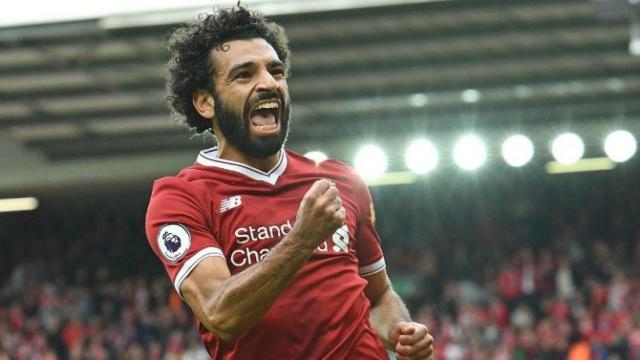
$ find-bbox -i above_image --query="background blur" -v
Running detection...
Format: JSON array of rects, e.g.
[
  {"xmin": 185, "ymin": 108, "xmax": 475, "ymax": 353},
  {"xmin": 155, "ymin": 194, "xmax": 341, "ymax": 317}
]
[{"xmin": 2, "ymin": 0, "xmax": 640, "ymax": 359}]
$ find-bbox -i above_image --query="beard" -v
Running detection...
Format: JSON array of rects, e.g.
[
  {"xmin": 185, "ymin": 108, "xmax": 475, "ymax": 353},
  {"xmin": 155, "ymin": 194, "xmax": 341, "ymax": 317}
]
[{"xmin": 213, "ymin": 91, "xmax": 290, "ymax": 159}]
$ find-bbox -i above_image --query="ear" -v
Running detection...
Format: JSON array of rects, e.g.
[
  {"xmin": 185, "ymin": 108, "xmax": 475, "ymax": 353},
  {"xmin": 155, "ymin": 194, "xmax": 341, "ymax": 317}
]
[{"xmin": 192, "ymin": 89, "xmax": 215, "ymax": 119}]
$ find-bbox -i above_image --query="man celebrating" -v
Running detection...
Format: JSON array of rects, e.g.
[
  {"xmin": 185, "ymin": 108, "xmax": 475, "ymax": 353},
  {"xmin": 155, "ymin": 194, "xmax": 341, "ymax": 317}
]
[{"xmin": 146, "ymin": 5, "xmax": 434, "ymax": 359}]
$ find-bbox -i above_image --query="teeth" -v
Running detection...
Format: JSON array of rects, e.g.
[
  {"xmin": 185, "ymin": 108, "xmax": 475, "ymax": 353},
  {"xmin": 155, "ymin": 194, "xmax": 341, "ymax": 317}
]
[{"xmin": 255, "ymin": 101, "xmax": 279, "ymax": 110}]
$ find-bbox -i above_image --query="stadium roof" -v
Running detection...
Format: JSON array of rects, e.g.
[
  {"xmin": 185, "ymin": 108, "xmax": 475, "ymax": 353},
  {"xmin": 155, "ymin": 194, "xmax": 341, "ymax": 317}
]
[{"xmin": 1, "ymin": 0, "xmax": 639, "ymax": 194}]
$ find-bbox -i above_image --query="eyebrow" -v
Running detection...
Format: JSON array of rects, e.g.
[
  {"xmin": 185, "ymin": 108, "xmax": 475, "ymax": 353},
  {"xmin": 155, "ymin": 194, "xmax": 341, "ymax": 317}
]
[
  {"xmin": 227, "ymin": 59, "xmax": 285, "ymax": 77},
  {"xmin": 267, "ymin": 60, "xmax": 285, "ymax": 69},
  {"xmin": 228, "ymin": 61, "xmax": 256, "ymax": 76}
]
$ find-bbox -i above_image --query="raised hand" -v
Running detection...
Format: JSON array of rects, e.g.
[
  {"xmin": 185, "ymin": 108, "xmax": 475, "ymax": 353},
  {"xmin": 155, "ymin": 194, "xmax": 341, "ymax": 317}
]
[{"xmin": 292, "ymin": 179, "xmax": 346, "ymax": 249}]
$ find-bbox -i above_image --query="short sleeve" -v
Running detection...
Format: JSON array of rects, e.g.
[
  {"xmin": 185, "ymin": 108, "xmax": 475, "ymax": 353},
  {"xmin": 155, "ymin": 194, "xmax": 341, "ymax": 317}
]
[
  {"xmin": 145, "ymin": 177, "xmax": 224, "ymax": 297},
  {"xmin": 352, "ymin": 173, "xmax": 386, "ymax": 277}
]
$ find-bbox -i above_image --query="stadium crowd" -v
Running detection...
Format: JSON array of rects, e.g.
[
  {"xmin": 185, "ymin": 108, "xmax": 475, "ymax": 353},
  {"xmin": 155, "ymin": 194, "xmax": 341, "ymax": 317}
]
[{"xmin": 1, "ymin": 172, "xmax": 639, "ymax": 359}]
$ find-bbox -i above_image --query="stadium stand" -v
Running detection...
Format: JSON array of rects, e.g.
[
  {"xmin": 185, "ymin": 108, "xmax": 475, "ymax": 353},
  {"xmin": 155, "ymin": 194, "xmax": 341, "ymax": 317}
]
[{"xmin": 2, "ymin": 170, "xmax": 640, "ymax": 359}]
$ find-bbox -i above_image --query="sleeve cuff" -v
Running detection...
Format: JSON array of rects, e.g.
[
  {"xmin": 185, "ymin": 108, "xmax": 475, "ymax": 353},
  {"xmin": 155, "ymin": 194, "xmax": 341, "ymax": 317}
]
[
  {"xmin": 174, "ymin": 247, "xmax": 225, "ymax": 298},
  {"xmin": 358, "ymin": 257, "xmax": 386, "ymax": 277}
]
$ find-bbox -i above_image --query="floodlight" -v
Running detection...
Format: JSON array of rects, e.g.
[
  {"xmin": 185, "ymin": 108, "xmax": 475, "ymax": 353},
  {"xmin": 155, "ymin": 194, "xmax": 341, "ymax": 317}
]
[
  {"xmin": 604, "ymin": 130, "xmax": 637, "ymax": 162},
  {"xmin": 502, "ymin": 135, "xmax": 534, "ymax": 167},
  {"xmin": 409, "ymin": 93, "xmax": 428, "ymax": 108},
  {"xmin": 355, "ymin": 144, "xmax": 387, "ymax": 180},
  {"xmin": 304, "ymin": 150, "xmax": 328, "ymax": 164},
  {"xmin": 453, "ymin": 134, "xmax": 487, "ymax": 170},
  {"xmin": 551, "ymin": 133, "xmax": 584, "ymax": 165},
  {"xmin": 461, "ymin": 89, "xmax": 481, "ymax": 103},
  {"xmin": 405, "ymin": 139, "xmax": 438, "ymax": 174}
]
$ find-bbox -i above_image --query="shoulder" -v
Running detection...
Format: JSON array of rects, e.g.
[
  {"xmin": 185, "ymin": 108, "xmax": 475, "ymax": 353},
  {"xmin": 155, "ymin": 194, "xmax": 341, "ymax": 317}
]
[
  {"xmin": 322, "ymin": 159, "xmax": 368, "ymax": 193},
  {"xmin": 150, "ymin": 159, "xmax": 224, "ymax": 197},
  {"xmin": 286, "ymin": 149, "xmax": 363, "ymax": 185},
  {"xmin": 148, "ymin": 165, "xmax": 215, "ymax": 215},
  {"xmin": 146, "ymin": 172, "xmax": 216, "ymax": 236},
  {"xmin": 151, "ymin": 168, "xmax": 201, "ymax": 198}
]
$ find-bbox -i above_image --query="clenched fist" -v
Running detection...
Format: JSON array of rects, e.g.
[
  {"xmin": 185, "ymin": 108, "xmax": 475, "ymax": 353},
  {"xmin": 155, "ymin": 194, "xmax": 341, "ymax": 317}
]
[
  {"xmin": 291, "ymin": 179, "xmax": 346, "ymax": 249},
  {"xmin": 390, "ymin": 321, "xmax": 434, "ymax": 360}
]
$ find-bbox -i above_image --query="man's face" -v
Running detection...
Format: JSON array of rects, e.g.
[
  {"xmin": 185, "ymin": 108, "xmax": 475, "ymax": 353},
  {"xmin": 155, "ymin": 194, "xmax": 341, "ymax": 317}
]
[{"xmin": 211, "ymin": 38, "xmax": 290, "ymax": 159}]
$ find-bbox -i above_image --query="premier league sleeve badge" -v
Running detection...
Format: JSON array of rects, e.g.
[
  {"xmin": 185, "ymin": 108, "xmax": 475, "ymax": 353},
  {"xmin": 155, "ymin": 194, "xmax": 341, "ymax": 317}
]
[{"xmin": 157, "ymin": 224, "xmax": 191, "ymax": 262}]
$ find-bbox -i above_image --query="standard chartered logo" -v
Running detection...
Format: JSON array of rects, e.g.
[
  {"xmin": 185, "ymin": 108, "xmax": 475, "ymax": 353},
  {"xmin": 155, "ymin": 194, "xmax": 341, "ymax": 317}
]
[{"xmin": 229, "ymin": 222, "xmax": 351, "ymax": 267}]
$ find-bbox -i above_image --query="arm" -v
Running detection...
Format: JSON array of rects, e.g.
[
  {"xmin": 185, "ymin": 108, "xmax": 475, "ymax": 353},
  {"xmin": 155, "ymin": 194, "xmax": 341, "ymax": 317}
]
[
  {"xmin": 180, "ymin": 179, "xmax": 344, "ymax": 342},
  {"xmin": 364, "ymin": 269, "xmax": 434, "ymax": 360},
  {"xmin": 364, "ymin": 269, "xmax": 410, "ymax": 349}
]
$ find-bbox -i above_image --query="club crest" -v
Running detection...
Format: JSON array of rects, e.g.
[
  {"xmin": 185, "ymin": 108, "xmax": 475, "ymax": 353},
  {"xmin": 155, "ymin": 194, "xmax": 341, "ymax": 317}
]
[{"xmin": 157, "ymin": 224, "xmax": 191, "ymax": 262}]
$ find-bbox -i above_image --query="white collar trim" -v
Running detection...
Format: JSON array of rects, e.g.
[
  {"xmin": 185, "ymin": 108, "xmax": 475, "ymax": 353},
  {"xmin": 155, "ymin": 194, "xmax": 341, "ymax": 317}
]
[{"xmin": 196, "ymin": 147, "xmax": 287, "ymax": 185}]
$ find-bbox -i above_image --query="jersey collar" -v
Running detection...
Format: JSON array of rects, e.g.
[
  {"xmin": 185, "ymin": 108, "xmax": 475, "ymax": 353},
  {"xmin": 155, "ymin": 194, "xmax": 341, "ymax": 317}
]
[{"xmin": 195, "ymin": 147, "xmax": 287, "ymax": 185}]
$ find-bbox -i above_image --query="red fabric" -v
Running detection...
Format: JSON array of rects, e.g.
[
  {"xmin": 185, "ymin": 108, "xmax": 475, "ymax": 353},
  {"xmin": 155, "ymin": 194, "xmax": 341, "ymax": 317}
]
[
  {"xmin": 490, "ymin": 300, "xmax": 510, "ymax": 329},
  {"xmin": 8, "ymin": 309, "xmax": 23, "ymax": 330},
  {"xmin": 549, "ymin": 298, "xmax": 569, "ymax": 321},
  {"xmin": 498, "ymin": 264, "xmax": 522, "ymax": 300},
  {"xmin": 168, "ymin": 291, "xmax": 181, "ymax": 312},
  {"xmin": 61, "ymin": 321, "xmax": 86, "ymax": 349},
  {"xmin": 146, "ymin": 149, "xmax": 388, "ymax": 360},
  {"xmin": 594, "ymin": 312, "xmax": 616, "ymax": 345}
]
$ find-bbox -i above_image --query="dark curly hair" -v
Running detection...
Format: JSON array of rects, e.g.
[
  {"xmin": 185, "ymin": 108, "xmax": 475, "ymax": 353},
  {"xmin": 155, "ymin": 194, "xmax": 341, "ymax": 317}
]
[{"xmin": 165, "ymin": 5, "xmax": 290, "ymax": 133}]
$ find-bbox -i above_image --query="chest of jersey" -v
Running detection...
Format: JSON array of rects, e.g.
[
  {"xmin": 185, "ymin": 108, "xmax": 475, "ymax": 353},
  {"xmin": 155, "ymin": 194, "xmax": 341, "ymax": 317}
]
[{"xmin": 207, "ymin": 178, "xmax": 359, "ymax": 274}]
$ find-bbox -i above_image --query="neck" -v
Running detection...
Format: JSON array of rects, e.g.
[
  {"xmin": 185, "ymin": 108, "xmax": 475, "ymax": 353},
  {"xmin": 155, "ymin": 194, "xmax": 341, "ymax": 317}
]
[{"xmin": 216, "ymin": 139, "xmax": 280, "ymax": 173}]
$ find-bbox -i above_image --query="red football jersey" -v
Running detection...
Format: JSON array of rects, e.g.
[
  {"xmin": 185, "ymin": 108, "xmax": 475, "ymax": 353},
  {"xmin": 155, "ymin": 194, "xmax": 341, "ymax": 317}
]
[{"xmin": 145, "ymin": 148, "xmax": 389, "ymax": 360}]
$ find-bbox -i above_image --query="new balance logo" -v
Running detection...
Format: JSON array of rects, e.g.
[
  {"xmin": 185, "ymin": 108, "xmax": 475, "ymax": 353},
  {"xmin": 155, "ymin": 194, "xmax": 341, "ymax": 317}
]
[{"xmin": 220, "ymin": 196, "xmax": 242, "ymax": 213}]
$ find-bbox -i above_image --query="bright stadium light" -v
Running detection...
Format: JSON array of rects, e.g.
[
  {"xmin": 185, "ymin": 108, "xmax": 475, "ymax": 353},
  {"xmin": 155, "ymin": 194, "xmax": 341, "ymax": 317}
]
[
  {"xmin": 632, "ymin": 39, "xmax": 640, "ymax": 56},
  {"xmin": 405, "ymin": 139, "xmax": 438, "ymax": 174},
  {"xmin": 0, "ymin": 197, "xmax": 39, "ymax": 213},
  {"xmin": 551, "ymin": 133, "xmax": 584, "ymax": 165},
  {"xmin": 502, "ymin": 135, "xmax": 534, "ymax": 167},
  {"xmin": 355, "ymin": 144, "xmax": 387, "ymax": 180},
  {"xmin": 461, "ymin": 89, "xmax": 481, "ymax": 103},
  {"xmin": 409, "ymin": 93, "xmax": 428, "ymax": 108},
  {"xmin": 631, "ymin": 15, "xmax": 640, "ymax": 56},
  {"xmin": 453, "ymin": 134, "xmax": 487, "ymax": 171},
  {"xmin": 604, "ymin": 130, "xmax": 637, "ymax": 163},
  {"xmin": 304, "ymin": 150, "xmax": 328, "ymax": 164}
]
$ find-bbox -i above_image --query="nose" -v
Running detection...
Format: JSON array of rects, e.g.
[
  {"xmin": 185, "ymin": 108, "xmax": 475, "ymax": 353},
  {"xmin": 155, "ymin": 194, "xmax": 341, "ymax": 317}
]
[{"xmin": 255, "ymin": 69, "xmax": 279, "ymax": 92}]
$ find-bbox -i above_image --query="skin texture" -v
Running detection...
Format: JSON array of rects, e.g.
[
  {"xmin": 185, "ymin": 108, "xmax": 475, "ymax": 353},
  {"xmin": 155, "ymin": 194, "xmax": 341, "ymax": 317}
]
[{"xmin": 184, "ymin": 38, "xmax": 434, "ymax": 359}]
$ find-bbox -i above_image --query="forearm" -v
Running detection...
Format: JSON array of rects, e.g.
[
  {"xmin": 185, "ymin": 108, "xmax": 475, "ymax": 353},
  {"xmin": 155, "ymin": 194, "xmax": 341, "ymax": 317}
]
[
  {"xmin": 369, "ymin": 286, "xmax": 412, "ymax": 349},
  {"xmin": 204, "ymin": 229, "xmax": 316, "ymax": 340}
]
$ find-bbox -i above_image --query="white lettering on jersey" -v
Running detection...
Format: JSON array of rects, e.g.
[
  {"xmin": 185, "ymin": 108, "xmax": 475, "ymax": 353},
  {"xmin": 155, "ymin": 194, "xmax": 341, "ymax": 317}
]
[
  {"xmin": 230, "ymin": 248, "xmax": 271, "ymax": 267},
  {"xmin": 220, "ymin": 195, "xmax": 242, "ymax": 213},
  {"xmin": 234, "ymin": 220, "xmax": 293, "ymax": 244},
  {"xmin": 229, "ymin": 223, "xmax": 351, "ymax": 268}
]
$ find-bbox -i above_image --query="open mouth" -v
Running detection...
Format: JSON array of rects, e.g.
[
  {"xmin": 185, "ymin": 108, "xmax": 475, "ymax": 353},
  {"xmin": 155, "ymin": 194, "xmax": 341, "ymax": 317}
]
[{"xmin": 249, "ymin": 99, "xmax": 281, "ymax": 134}]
